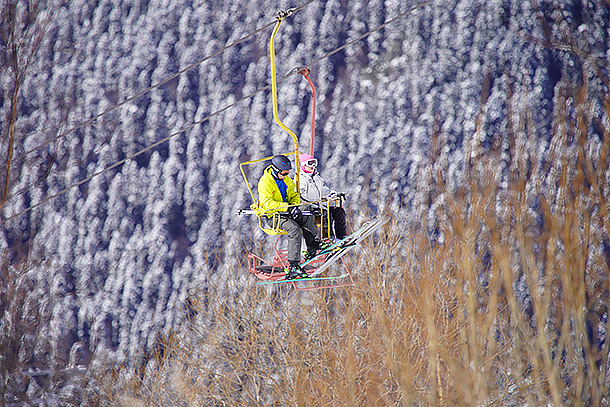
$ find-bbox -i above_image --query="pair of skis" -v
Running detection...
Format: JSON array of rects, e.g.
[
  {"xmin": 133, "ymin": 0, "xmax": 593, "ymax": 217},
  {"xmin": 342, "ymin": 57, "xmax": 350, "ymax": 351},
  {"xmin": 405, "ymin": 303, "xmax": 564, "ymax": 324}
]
[
  {"xmin": 306, "ymin": 214, "xmax": 389, "ymax": 276},
  {"xmin": 256, "ymin": 215, "xmax": 389, "ymax": 285}
]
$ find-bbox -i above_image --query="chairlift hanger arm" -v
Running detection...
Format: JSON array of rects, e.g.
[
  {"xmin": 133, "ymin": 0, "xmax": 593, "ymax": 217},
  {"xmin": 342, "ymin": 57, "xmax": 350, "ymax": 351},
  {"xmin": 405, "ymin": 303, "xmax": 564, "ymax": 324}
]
[{"xmin": 269, "ymin": 13, "xmax": 300, "ymax": 193}]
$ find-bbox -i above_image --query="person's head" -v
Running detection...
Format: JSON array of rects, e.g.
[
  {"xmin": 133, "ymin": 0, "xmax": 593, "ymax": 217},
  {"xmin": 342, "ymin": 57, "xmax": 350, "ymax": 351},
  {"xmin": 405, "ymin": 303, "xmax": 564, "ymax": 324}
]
[
  {"xmin": 299, "ymin": 153, "xmax": 317, "ymax": 174},
  {"xmin": 270, "ymin": 155, "xmax": 292, "ymax": 179}
]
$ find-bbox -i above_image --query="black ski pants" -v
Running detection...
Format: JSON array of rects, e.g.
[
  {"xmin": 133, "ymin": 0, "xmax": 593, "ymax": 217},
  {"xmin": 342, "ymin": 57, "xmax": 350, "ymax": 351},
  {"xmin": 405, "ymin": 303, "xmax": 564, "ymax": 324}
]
[{"xmin": 321, "ymin": 206, "xmax": 347, "ymax": 240}]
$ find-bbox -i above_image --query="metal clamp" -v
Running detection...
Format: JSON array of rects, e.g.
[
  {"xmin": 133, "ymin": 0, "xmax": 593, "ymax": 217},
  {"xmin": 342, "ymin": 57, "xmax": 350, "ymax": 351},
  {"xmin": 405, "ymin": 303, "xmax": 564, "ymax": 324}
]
[{"xmin": 276, "ymin": 8, "xmax": 296, "ymax": 20}]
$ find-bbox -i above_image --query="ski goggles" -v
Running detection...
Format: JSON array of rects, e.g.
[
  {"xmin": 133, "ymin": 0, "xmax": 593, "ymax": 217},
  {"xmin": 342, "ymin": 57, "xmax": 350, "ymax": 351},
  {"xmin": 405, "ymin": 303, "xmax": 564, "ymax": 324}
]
[{"xmin": 304, "ymin": 159, "xmax": 317, "ymax": 167}]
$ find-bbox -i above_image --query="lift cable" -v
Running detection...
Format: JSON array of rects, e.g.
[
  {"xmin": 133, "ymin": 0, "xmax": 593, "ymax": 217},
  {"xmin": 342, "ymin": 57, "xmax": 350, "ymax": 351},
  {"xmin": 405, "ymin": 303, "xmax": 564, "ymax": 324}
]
[
  {"xmin": 1, "ymin": 0, "xmax": 433, "ymax": 223},
  {"xmin": 5, "ymin": 0, "xmax": 317, "ymax": 171}
]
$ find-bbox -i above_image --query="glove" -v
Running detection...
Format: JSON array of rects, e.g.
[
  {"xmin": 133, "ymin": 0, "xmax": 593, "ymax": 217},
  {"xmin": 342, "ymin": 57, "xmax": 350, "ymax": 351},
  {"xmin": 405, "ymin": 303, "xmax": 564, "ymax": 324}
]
[
  {"xmin": 327, "ymin": 190, "xmax": 338, "ymax": 199},
  {"xmin": 289, "ymin": 206, "xmax": 302, "ymax": 219}
]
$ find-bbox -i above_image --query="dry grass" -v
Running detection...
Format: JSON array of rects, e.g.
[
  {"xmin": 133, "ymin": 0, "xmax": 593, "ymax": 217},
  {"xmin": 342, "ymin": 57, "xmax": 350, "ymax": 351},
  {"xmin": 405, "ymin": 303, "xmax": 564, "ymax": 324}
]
[
  {"xmin": 95, "ymin": 201, "xmax": 609, "ymax": 406},
  {"xmin": 92, "ymin": 76, "xmax": 610, "ymax": 406}
]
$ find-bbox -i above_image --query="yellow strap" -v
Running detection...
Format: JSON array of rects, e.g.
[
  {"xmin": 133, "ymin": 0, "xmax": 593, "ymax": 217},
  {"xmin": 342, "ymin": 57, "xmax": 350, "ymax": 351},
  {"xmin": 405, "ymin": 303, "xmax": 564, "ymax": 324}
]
[
  {"xmin": 269, "ymin": 17, "xmax": 300, "ymax": 193},
  {"xmin": 259, "ymin": 213, "xmax": 288, "ymax": 235}
]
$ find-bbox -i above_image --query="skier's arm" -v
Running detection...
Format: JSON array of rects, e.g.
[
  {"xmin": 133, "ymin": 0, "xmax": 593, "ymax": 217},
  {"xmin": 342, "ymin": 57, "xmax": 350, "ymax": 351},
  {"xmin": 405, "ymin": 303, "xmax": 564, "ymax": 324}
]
[
  {"xmin": 285, "ymin": 177, "xmax": 301, "ymax": 206},
  {"xmin": 318, "ymin": 174, "xmax": 333, "ymax": 198}
]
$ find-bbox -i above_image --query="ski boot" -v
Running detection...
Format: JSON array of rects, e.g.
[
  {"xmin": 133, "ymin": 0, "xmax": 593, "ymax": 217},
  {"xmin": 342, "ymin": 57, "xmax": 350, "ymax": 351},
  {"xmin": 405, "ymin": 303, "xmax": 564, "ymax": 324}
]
[
  {"xmin": 302, "ymin": 248, "xmax": 319, "ymax": 263},
  {"xmin": 285, "ymin": 262, "xmax": 310, "ymax": 280}
]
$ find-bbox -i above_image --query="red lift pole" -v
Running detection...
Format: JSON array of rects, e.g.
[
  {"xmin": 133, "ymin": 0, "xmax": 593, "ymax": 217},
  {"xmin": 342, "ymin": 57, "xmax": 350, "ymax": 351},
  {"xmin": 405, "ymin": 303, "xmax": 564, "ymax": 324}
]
[{"xmin": 298, "ymin": 68, "xmax": 316, "ymax": 156}]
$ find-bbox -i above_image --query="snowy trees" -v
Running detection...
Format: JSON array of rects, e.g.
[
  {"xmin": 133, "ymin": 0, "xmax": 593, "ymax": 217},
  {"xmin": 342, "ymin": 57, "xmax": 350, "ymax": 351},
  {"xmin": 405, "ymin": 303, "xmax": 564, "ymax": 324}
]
[{"xmin": 0, "ymin": 0, "xmax": 609, "ymax": 402}]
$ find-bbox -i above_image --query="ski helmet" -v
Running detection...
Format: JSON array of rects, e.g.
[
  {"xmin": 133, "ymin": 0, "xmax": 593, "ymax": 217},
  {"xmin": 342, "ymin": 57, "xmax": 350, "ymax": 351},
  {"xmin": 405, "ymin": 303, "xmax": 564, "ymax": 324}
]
[
  {"xmin": 299, "ymin": 153, "xmax": 317, "ymax": 173},
  {"xmin": 270, "ymin": 155, "xmax": 292, "ymax": 178}
]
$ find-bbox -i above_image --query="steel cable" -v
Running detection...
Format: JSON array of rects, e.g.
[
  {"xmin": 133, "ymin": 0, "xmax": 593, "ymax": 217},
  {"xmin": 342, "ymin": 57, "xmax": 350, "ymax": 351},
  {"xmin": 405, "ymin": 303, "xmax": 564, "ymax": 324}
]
[{"xmin": 2, "ymin": 0, "xmax": 433, "ymax": 222}]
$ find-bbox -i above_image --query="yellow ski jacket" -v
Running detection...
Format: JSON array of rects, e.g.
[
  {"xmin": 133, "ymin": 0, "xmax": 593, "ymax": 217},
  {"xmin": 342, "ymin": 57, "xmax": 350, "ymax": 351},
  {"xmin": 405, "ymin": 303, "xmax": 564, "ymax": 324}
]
[{"xmin": 255, "ymin": 166, "xmax": 300, "ymax": 216}]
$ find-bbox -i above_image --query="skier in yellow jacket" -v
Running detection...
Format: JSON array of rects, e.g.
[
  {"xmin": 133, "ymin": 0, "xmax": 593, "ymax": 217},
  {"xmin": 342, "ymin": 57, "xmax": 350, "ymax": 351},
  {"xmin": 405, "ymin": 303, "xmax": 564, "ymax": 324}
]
[{"xmin": 257, "ymin": 155, "xmax": 320, "ymax": 279}]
